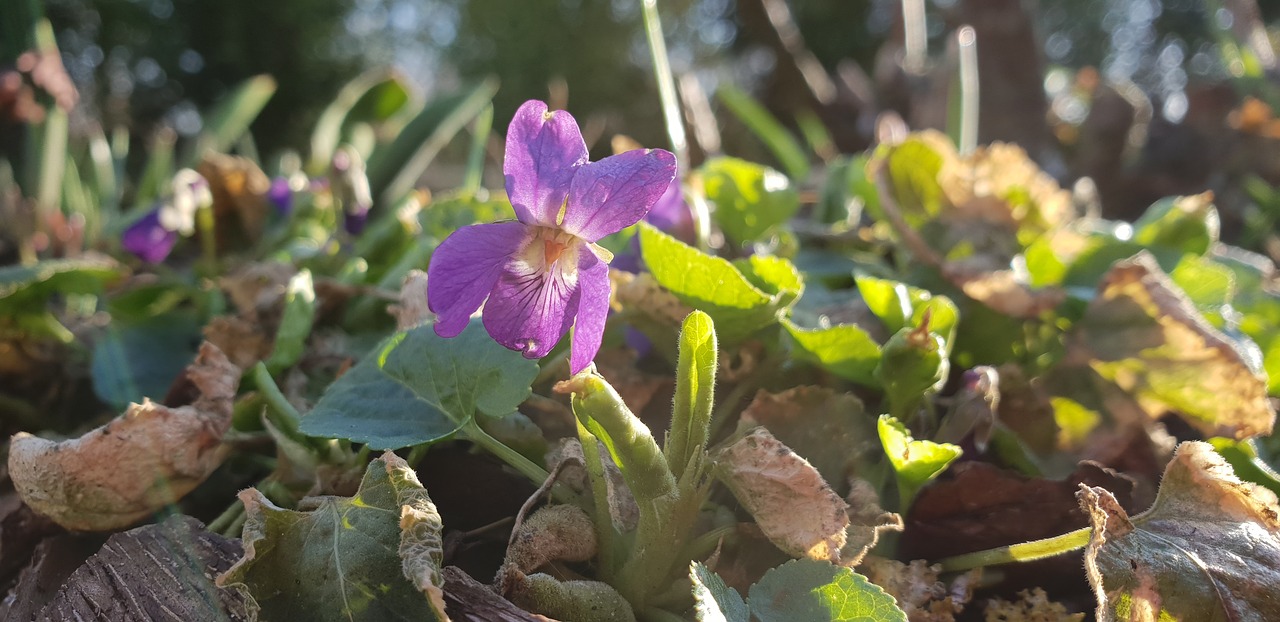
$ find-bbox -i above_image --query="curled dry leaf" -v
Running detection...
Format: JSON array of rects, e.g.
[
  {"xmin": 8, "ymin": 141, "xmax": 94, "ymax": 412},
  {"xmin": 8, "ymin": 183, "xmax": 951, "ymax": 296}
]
[
  {"xmin": 714, "ymin": 428, "xmax": 850, "ymax": 563},
  {"xmin": 1080, "ymin": 441, "xmax": 1280, "ymax": 622},
  {"xmin": 1070, "ymin": 253, "xmax": 1276, "ymax": 439},
  {"xmin": 198, "ymin": 152, "xmax": 272, "ymax": 244},
  {"xmin": 842, "ymin": 478, "xmax": 903, "ymax": 568},
  {"xmin": 9, "ymin": 342, "xmax": 238, "ymax": 531},
  {"xmin": 502, "ymin": 504, "xmax": 598, "ymax": 577},
  {"xmin": 203, "ymin": 315, "xmax": 274, "ymax": 370},
  {"xmin": 390, "ymin": 269, "xmax": 433, "ymax": 330},
  {"xmin": 860, "ymin": 556, "xmax": 979, "ymax": 622},
  {"xmin": 940, "ymin": 266, "xmax": 1066, "ymax": 319},
  {"xmin": 738, "ymin": 386, "xmax": 878, "ymax": 496}
]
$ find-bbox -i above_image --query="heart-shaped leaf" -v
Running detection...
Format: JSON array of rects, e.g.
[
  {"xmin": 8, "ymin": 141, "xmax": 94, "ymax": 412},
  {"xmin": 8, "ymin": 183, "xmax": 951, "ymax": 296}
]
[
  {"xmin": 300, "ymin": 320, "xmax": 538, "ymax": 449},
  {"xmin": 692, "ymin": 559, "xmax": 906, "ymax": 622}
]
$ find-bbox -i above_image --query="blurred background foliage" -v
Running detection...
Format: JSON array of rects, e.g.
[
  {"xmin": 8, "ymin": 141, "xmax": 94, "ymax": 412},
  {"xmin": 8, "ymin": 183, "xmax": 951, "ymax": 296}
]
[
  {"xmin": 33, "ymin": 0, "xmax": 1276, "ymax": 152},
  {"xmin": 7, "ymin": 0, "xmax": 1280, "ymax": 241}
]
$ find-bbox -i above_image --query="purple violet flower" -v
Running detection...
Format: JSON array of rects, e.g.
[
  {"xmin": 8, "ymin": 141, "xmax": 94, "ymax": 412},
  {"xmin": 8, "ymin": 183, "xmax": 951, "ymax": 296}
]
[
  {"xmin": 268, "ymin": 176, "xmax": 294, "ymax": 215},
  {"xmin": 427, "ymin": 100, "xmax": 676, "ymax": 374},
  {"xmin": 121, "ymin": 206, "xmax": 178, "ymax": 263}
]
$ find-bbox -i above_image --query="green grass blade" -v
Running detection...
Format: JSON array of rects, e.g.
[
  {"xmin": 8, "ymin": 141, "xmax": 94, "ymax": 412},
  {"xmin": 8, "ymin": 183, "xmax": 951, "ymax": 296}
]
[{"xmin": 717, "ymin": 84, "xmax": 810, "ymax": 181}]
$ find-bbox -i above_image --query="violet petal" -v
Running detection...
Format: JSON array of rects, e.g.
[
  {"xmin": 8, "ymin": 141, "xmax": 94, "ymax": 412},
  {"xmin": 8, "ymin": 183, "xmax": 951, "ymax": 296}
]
[
  {"xmin": 504, "ymin": 100, "xmax": 589, "ymax": 228},
  {"xmin": 569, "ymin": 248, "xmax": 611, "ymax": 374},
  {"xmin": 482, "ymin": 249, "xmax": 579, "ymax": 359},
  {"xmin": 427, "ymin": 221, "xmax": 530, "ymax": 338},
  {"xmin": 561, "ymin": 148, "xmax": 676, "ymax": 242},
  {"xmin": 121, "ymin": 208, "xmax": 178, "ymax": 264}
]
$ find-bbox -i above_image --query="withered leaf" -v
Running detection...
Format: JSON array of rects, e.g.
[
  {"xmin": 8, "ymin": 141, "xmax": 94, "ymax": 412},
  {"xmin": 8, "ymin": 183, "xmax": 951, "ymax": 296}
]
[
  {"xmin": 1070, "ymin": 253, "xmax": 1275, "ymax": 439},
  {"xmin": 714, "ymin": 428, "xmax": 850, "ymax": 563},
  {"xmin": 1080, "ymin": 441, "xmax": 1280, "ymax": 622},
  {"xmin": 9, "ymin": 342, "xmax": 238, "ymax": 531},
  {"xmin": 217, "ymin": 452, "xmax": 447, "ymax": 621},
  {"xmin": 738, "ymin": 386, "xmax": 877, "ymax": 495}
]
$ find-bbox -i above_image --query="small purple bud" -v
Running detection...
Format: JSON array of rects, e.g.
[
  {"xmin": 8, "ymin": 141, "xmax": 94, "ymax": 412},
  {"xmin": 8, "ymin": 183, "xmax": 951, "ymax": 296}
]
[
  {"xmin": 121, "ymin": 207, "xmax": 178, "ymax": 263},
  {"xmin": 344, "ymin": 203, "xmax": 370, "ymax": 235},
  {"xmin": 268, "ymin": 176, "xmax": 293, "ymax": 215}
]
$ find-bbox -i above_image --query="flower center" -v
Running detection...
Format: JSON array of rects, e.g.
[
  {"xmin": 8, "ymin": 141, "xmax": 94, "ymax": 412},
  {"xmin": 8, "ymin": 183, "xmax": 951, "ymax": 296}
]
[{"xmin": 515, "ymin": 227, "xmax": 583, "ymax": 286}]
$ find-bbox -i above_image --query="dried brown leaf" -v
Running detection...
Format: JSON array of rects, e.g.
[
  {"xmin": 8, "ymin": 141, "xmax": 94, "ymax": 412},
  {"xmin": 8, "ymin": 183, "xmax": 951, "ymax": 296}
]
[
  {"xmin": 9, "ymin": 343, "xmax": 239, "ymax": 531},
  {"xmin": 739, "ymin": 386, "xmax": 877, "ymax": 494},
  {"xmin": 842, "ymin": 478, "xmax": 904, "ymax": 567},
  {"xmin": 714, "ymin": 428, "xmax": 849, "ymax": 563},
  {"xmin": 1070, "ymin": 253, "xmax": 1276, "ymax": 439},
  {"xmin": 390, "ymin": 269, "xmax": 433, "ymax": 330}
]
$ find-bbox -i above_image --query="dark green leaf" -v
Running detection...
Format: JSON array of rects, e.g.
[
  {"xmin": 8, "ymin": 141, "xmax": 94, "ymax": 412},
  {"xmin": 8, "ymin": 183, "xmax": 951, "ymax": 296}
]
[
  {"xmin": 218, "ymin": 453, "xmax": 446, "ymax": 621},
  {"xmin": 91, "ymin": 313, "xmax": 201, "ymax": 409},
  {"xmin": 301, "ymin": 321, "xmax": 537, "ymax": 449}
]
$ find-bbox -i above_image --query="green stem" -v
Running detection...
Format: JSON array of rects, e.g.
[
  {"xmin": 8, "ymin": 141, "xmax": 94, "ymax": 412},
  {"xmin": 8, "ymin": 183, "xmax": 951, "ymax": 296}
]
[
  {"xmin": 936, "ymin": 526, "xmax": 1091, "ymax": 573},
  {"xmin": 252, "ymin": 363, "xmax": 304, "ymax": 442},
  {"xmin": 208, "ymin": 501, "xmax": 245, "ymax": 536},
  {"xmin": 462, "ymin": 419, "xmax": 550, "ymax": 487},
  {"xmin": 406, "ymin": 443, "xmax": 430, "ymax": 468},
  {"xmin": 197, "ymin": 203, "xmax": 218, "ymax": 275}
]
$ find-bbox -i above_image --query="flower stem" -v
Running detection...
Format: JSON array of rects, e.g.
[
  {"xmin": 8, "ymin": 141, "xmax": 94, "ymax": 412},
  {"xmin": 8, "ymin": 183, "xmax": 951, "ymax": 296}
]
[
  {"xmin": 196, "ymin": 203, "xmax": 218, "ymax": 275},
  {"xmin": 935, "ymin": 526, "xmax": 1091, "ymax": 572},
  {"xmin": 252, "ymin": 363, "xmax": 303, "ymax": 442},
  {"xmin": 461, "ymin": 418, "xmax": 552, "ymax": 489}
]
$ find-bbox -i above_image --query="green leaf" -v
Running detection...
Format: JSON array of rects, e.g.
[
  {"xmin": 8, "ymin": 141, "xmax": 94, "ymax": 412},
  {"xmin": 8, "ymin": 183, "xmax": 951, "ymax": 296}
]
[
  {"xmin": 715, "ymin": 85, "xmax": 811, "ymax": 182},
  {"xmin": 783, "ymin": 320, "xmax": 881, "ymax": 386},
  {"xmin": 218, "ymin": 453, "xmax": 446, "ymax": 621},
  {"xmin": 877, "ymin": 415, "xmax": 962, "ymax": 508},
  {"xmin": 1131, "ymin": 193, "xmax": 1219, "ymax": 256},
  {"xmin": 419, "ymin": 192, "xmax": 516, "ymax": 241},
  {"xmin": 190, "ymin": 75, "xmax": 276, "ymax": 164},
  {"xmin": 365, "ymin": 79, "xmax": 498, "ymax": 206},
  {"xmin": 309, "ymin": 70, "xmax": 415, "ymax": 173},
  {"xmin": 265, "ymin": 269, "xmax": 317, "ymax": 374},
  {"xmin": 702, "ymin": 156, "xmax": 800, "ymax": 247},
  {"xmin": 300, "ymin": 320, "xmax": 538, "ymax": 449},
  {"xmin": 639, "ymin": 222, "xmax": 792, "ymax": 343},
  {"xmin": 748, "ymin": 559, "xmax": 907, "ymax": 622},
  {"xmin": 1208, "ymin": 438, "xmax": 1280, "ymax": 498},
  {"xmin": 691, "ymin": 562, "xmax": 749, "ymax": 622},
  {"xmin": 855, "ymin": 274, "xmax": 959, "ymax": 355},
  {"xmin": 90, "ymin": 313, "xmax": 202, "ymax": 409},
  {"xmin": 0, "ymin": 256, "xmax": 122, "ymax": 313},
  {"xmin": 870, "ymin": 133, "xmax": 950, "ymax": 226}
]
